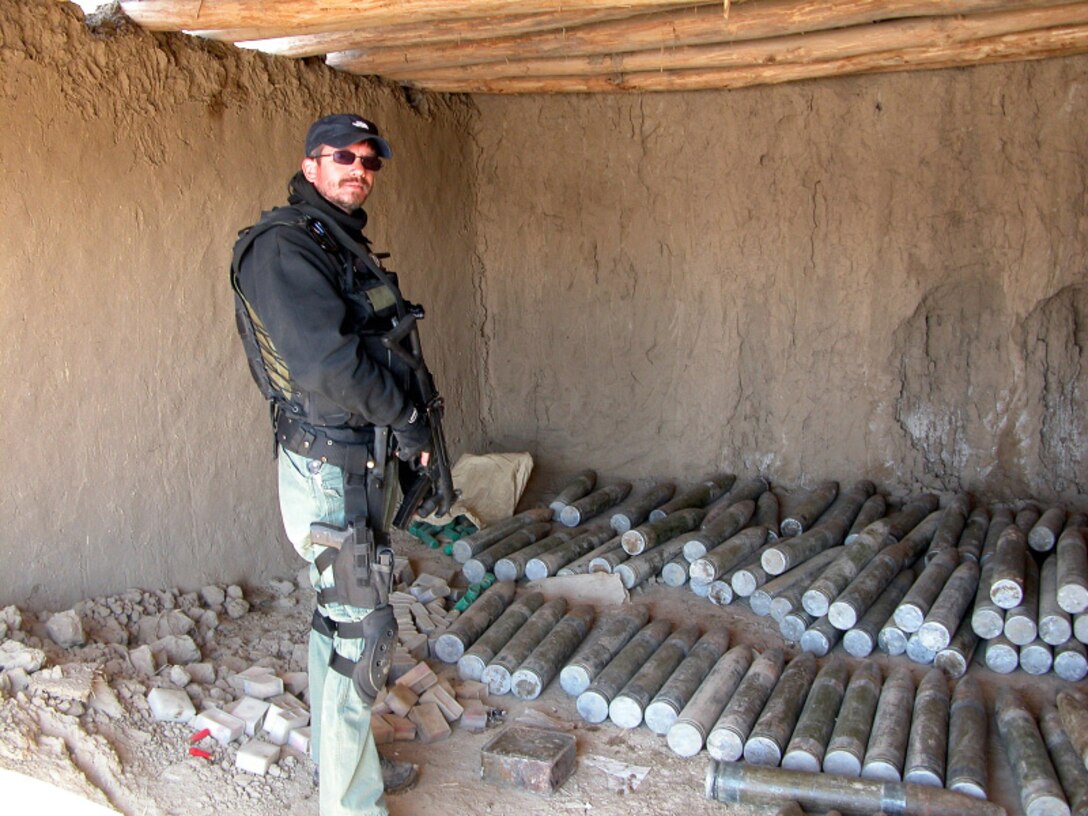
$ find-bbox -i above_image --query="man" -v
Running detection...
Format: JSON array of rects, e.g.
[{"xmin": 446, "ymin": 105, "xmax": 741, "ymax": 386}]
[{"xmin": 231, "ymin": 114, "xmax": 430, "ymax": 815}]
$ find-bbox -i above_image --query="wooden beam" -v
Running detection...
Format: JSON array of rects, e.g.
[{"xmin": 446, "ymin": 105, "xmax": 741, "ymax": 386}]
[
  {"xmin": 220, "ymin": 7, "xmax": 691, "ymax": 58},
  {"xmin": 328, "ymin": 0, "xmax": 1068, "ymax": 75},
  {"xmin": 379, "ymin": 2, "xmax": 1088, "ymax": 82},
  {"xmin": 119, "ymin": 0, "xmax": 696, "ymax": 34},
  {"xmin": 404, "ymin": 24, "xmax": 1088, "ymax": 93}
]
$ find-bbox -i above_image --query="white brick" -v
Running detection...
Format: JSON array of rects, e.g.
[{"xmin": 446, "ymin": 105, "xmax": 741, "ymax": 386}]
[
  {"xmin": 263, "ymin": 693, "xmax": 310, "ymax": 745},
  {"xmin": 191, "ymin": 707, "xmax": 246, "ymax": 744},
  {"xmin": 147, "ymin": 687, "xmax": 195, "ymax": 723},
  {"xmin": 227, "ymin": 696, "xmax": 270, "ymax": 737},
  {"xmin": 236, "ymin": 739, "xmax": 281, "ymax": 776},
  {"xmin": 287, "ymin": 725, "xmax": 312, "ymax": 754},
  {"xmin": 237, "ymin": 666, "xmax": 284, "ymax": 699}
]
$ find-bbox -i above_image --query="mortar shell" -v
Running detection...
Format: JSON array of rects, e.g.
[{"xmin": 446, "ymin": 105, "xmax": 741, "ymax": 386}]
[
  {"xmin": 756, "ymin": 489, "xmax": 781, "ymax": 540},
  {"xmin": 763, "ymin": 521, "xmax": 846, "ymax": 576},
  {"xmin": 622, "ymin": 507, "xmax": 705, "ymax": 555},
  {"xmin": 649, "ymin": 473, "xmax": 735, "ymax": 522},
  {"xmin": 493, "ymin": 530, "xmax": 573, "ymax": 582},
  {"xmin": 457, "ymin": 590, "xmax": 545, "ymax": 681},
  {"xmin": 1041, "ymin": 552, "xmax": 1073, "ymax": 644},
  {"xmin": 732, "ymin": 552, "xmax": 772, "ymax": 597},
  {"xmin": 829, "ymin": 547, "xmax": 904, "ymax": 631},
  {"xmin": 1057, "ymin": 688, "xmax": 1088, "ymax": 771},
  {"xmin": 706, "ymin": 579, "xmax": 733, "ymax": 606},
  {"xmin": 702, "ymin": 477, "xmax": 768, "ymax": 526},
  {"xmin": 511, "ymin": 604, "xmax": 595, "ymax": 701},
  {"xmin": 934, "ymin": 616, "xmax": 979, "ymax": 678},
  {"xmin": 1020, "ymin": 638, "xmax": 1054, "ymax": 675},
  {"xmin": 980, "ymin": 505, "xmax": 1014, "ymax": 565},
  {"xmin": 689, "ymin": 524, "xmax": 766, "ymax": 582},
  {"xmin": 451, "ymin": 507, "xmax": 553, "ymax": 562},
  {"xmin": 780, "ymin": 608, "xmax": 816, "ymax": 643},
  {"xmin": 689, "ymin": 499, "xmax": 756, "ymax": 557},
  {"xmin": 1018, "ymin": 503, "xmax": 1043, "ymax": 534},
  {"xmin": 781, "ymin": 656, "xmax": 848, "ymax": 772},
  {"xmin": 559, "ymin": 482, "xmax": 632, "ymax": 528},
  {"xmin": 929, "ymin": 499, "xmax": 968, "ymax": 553},
  {"xmin": 608, "ymin": 481, "xmax": 676, "ymax": 534},
  {"xmin": 609, "ymin": 623, "xmax": 699, "ymax": 729},
  {"xmin": 433, "ymin": 581, "xmax": 517, "ymax": 663},
  {"xmin": 840, "ymin": 566, "xmax": 916, "ymax": 657},
  {"xmin": 462, "ymin": 521, "xmax": 553, "ymax": 584},
  {"xmin": 845, "ymin": 493, "xmax": 886, "ymax": 545},
  {"xmin": 894, "ymin": 548, "xmax": 960, "ymax": 632},
  {"xmin": 758, "ymin": 547, "xmax": 847, "ymax": 620},
  {"xmin": 972, "ymin": 557, "xmax": 1007, "ymax": 639},
  {"xmin": 1041, "ymin": 705, "xmax": 1088, "ymax": 816},
  {"xmin": 780, "ymin": 480, "xmax": 839, "ymax": 538},
  {"xmin": 1076, "ymin": 612, "xmax": 1088, "ymax": 644},
  {"xmin": 559, "ymin": 605, "xmax": 650, "ymax": 695},
  {"xmin": 588, "ymin": 545, "xmax": 629, "ymax": 573},
  {"xmin": 1005, "ymin": 554, "xmax": 1041, "ymax": 646},
  {"xmin": 644, "ymin": 627, "xmax": 731, "ymax": 735},
  {"xmin": 548, "ymin": 469, "xmax": 597, "ymax": 519},
  {"xmin": 483, "ymin": 597, "xmax": 566, "ymax": 695},
  {"xmin": 705, "ymin": 760, "xmax": 1006, "ymax": 816},
  {"xmin": 800, "ymin": 614, "xmax": 842, "ymax": 657},
  {"xmin": 997, "ymin": 687, "xmax": 1072, "ymax": 816},
  {"xmin": 990, "ymin": 525, "xmax": 1028, "ymax": 609},
  {"xmin": 878, "ymin": 617, "xmax": 908, "ymax": 656},
  {"xmin": 706, "ymin": 647, "xmax": 785, "ymax": 762},
  {"xmin": 947, "ymin": 675, "xmax": 988, "ymax": 799},
  {"xmin": 1030, "ymin": 506, "xmax": 1067, "ymax": 552},
  {"xmin": 1057, "ymin": 527, "xmax": 1088, "ymax": 614},
  {"xmin": 861, "ymin": 666, "xmax": 914, "ymax": 781},
  {"xmin": 1054, "ymin": 639, "xmax": 1088, "ymax": 682},
  {"xmin": 905, "ymin": 632, "xmax": 936, "ymax": 665},
  {"xmin": 744, "ymin": 652, "xmax": 817, "ymax": 766},
  {"xmin": 917, "ymin": 559, "xmax": 980, "ymax": 651},
  {"xmin": 577, "ymin": 618, "xmax": 672, "ymax": 723},
  {"xmin": 957, "ymin": 507, "xmax": 990, "ymax": 563},
  {"xmin": 903, "ymin": 668, "xmax": 949, "ymax": 787},
  {"xmin": 824, "ymin": 660, "xmax": 882, "ymax": 776},
  {"xmin": 660, "ymin": 554, "xmax": 690, "ymax": 587},
  {"xmin": 985, "ymin": 634, "xmax": 1019, "ymax": 674},
  {"xmin": 667, "ymin": 644, "xmax": 753, "ymax": 758},
  {"xmin": 615, "ymin": 534, "xmax": 688, "ymax": 589},
  {"xmin": 529, "ymin": 528, "xmax": 617, "ymax": 579}
]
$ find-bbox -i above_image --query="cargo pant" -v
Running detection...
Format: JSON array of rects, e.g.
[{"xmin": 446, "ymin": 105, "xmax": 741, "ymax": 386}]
[{"xmin": 278, "ymin": 446, "xmax": 395, "ymax": 816}]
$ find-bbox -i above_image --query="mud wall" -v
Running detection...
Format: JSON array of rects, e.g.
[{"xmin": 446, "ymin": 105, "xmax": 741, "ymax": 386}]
[
  {"xmin": 473, "ymin": 58, "xmax": 1088, "ymax": 504},
  {"xmin": 0, "ymin": 1, "xmax": 483, "ymax": 611}
]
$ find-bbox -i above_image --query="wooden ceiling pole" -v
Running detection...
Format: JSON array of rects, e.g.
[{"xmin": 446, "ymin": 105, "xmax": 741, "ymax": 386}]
[
  {"xmin": 379, "ymin": 2, "xmax": 1088, "ymax": 82},
  {"xmin": 218, "ymin": 7, "xmax": 696, "ymax": 58},
  {"xmin": 119, "ymin": 0, "xmax": 696, "ymax": 33},
  {"xmin": 328, "ymin": 0, "xmax": 1070, "ymax": 75},
  {"xmin": 406, "ymin": 24, "xmax": 1088, "ymax": 93}
]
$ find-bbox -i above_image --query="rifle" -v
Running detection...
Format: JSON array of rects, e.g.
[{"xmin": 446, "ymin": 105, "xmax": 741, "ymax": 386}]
[{"xmin": 382, "ymin": 312, "xmax": 458, "ymax": 528}]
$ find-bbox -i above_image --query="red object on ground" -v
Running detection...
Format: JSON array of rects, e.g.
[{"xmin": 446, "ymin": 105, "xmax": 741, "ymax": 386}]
[
  {"xmin": 188, "ymin": 747, "xmax": 213, "ymax": 760},
  {"xmin": 190, "ymin": 728, "xmax": 211, "ymax": 743}
]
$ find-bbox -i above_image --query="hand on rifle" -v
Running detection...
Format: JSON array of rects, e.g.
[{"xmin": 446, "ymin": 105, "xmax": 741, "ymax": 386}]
[{"xmin": 392, "ymin": 408, "xmax": 431, "ymax": 462}]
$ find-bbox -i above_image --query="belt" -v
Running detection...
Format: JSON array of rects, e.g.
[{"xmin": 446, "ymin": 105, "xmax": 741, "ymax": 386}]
[{"xmin": 275, "ymin": 413, "xmax": 374, "ymax": 473}]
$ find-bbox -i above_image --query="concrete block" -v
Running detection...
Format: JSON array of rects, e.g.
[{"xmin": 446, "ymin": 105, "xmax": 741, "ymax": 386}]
[
  {"xmin": 390, "ymin": 652, "xmax": 417, "ymax": 682},
  {"xmin": 409, "ymin": 702, "xmax": 452, "ymax": 743},
  {"xmin": 404, "ymin": 633, "xmax": 429, "ymax": 660},
  {"xmin": 192, "ymin": 707, "xmax": 246, "ymax": 744},
  {"xmin": 381, "ymin": 713, "xmax": 417, "ymax": 741},
  {"xmin": 236, "ymin": 739, "xmax": 280, "ymax": 775},
  {"xmin": 287, "ymin": 725, "xmax": 312, "ymax": 754},
  {"xmin": 420, "ymin": 685, "xmax": 463, "ymax": 722},
  {"xmin": 238, "ymin": 666, "xmax": 284, "ymax": 699},
  {"xmin": 455, "ymin": 680, "xmax": 488, "ymax": 701},
  {"xmin": 461, "ymin": 699, "xmax": 488, "ymax": 732},
  {"xmin": 372, "ymin": 686, "xmax": 390, "ymax": 716},
  {"xmin": 281, "ymin": 671, "xmax": 308, "ymax": 696},
  {"xmin": 480, "ymin": 725, "xmax": 577, "ymax": 795},
  {"xmin": 147, "ymin": 687, "xmax": 196, "ymax": 723},
  {"xmin": 227, "ymin": 696, "xmax": 270, "ymax": 737},
  {"xmin": 386, "ymin": 684, "xmax": 419, "ymax": 718},
  {"xmin": 371, "ymin": 715, "xmax": 394, "ymax": 745},
  {"xmin": 264, "ymin": 694, "xmax": 310, "ymax": 745},
  {"xmin": 396, "ymin": 662, "xmax": 438, "ymax": 695}
]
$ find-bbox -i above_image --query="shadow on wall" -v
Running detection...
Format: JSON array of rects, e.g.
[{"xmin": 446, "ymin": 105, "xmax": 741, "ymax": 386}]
[{"xmin": 893, "ymin": 281, "xmax": 1088, "ymax": 499}]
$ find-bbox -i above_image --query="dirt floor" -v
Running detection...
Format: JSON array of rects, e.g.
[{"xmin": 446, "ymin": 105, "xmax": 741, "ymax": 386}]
[{"xmin": 0, "ymin": 531, "xmax": 1067, "ymax": 816}]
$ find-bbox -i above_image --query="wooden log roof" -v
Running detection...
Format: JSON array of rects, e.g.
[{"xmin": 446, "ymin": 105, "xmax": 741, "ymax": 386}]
[{"xmin": 119, "ymin": 0, "xmax": 1088, "ymax": 93}]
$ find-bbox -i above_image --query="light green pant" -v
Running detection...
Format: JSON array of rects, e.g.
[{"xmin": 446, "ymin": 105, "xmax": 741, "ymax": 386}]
[{"xmin": 279, "ymin": 446, "xmax": 389, "ymax": 816}]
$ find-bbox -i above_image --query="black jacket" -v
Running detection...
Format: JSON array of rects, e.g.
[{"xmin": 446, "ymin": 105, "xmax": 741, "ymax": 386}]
[{"xmin": 234, "ymin": 173, "xmax": 415, "ymax": 431}]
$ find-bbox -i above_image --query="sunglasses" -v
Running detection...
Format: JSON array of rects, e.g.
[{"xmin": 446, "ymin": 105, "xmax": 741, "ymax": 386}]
[{"xmin": 316, "ymin": 150, "xmax": 383, "ymax": 172}]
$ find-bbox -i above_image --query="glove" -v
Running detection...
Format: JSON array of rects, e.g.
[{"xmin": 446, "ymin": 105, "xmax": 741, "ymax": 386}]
[{"xmin": 392, "ymin": 408, "xmax": 431, "ymax": 462}]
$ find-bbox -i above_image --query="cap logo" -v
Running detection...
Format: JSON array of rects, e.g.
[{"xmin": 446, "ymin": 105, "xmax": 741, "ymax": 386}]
[{"xmin": 352, "ymin": 120, "xmax": 370, "ymax": 130}]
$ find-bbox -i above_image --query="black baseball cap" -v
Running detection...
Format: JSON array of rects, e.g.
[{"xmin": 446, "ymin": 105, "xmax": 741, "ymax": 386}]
[{"xmin": 304, "ymin": 114, "xmax": 392, "ymax": 159}]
